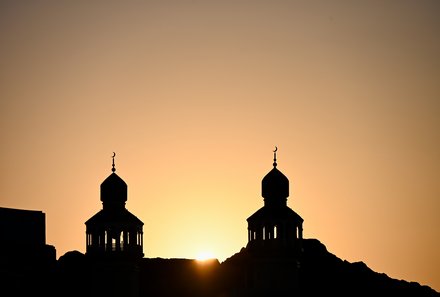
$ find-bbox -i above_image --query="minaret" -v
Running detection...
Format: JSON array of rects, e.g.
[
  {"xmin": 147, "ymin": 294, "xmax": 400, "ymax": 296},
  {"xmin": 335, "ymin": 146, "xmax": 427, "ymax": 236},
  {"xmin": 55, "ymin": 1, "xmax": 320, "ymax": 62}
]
[
  {"xmin": 245, "ymin": 147, "xmax": 303, "ymax": 296},
  {"xmin": 247, "ymin": 147, "xmax": 303, "ymax": 253},
  {"xmin": 85, "ymin": 153, "xmax": 144, "ymax": 259}
]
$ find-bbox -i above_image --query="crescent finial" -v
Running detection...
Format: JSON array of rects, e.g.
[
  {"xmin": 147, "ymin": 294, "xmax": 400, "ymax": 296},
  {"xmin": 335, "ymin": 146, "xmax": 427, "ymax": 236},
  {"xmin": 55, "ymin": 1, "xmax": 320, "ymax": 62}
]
[
  {"xmin": 111, "ymin": 152, "xmax": 116, "ymax": 172},
  {"xmin": 273, "ymin": 146, "xmax": 278, "ymax": 167}
]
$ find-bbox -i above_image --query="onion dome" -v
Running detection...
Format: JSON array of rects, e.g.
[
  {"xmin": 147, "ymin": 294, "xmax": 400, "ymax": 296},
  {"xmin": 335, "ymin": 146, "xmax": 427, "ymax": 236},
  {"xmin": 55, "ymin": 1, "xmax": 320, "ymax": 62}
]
[
  {"xmin": 100, "ymin": 153, "xmax": 127, "ymax": 209},
  {"xmin": 262, "ymin": 147, "xmax": 289, "ymax": 205}
]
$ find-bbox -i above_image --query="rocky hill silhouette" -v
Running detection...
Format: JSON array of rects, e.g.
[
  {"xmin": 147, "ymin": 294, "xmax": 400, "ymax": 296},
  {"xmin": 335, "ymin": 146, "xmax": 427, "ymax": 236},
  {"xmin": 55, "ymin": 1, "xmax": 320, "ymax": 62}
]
[
  {"xmin": 221, "ymin": 238, "xmax": 439, "ymax": 297},
  {"xmin": 300, "ymin": 239, "xmax": 437, "ymax": 297},
  {"xmin": 50, "ymin": 238, "xmax": 439, "ymax": 297}
]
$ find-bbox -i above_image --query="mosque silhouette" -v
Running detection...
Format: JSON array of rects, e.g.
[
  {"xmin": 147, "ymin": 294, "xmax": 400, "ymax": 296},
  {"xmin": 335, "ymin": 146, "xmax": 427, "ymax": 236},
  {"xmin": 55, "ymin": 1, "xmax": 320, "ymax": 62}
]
[
  {"xmin": 0, "ymin": 149, "xmax": 438, "ymax": 297},
  {"xmin": 85, "ymin": 153, "xmax": 144, "ymax": 260}
]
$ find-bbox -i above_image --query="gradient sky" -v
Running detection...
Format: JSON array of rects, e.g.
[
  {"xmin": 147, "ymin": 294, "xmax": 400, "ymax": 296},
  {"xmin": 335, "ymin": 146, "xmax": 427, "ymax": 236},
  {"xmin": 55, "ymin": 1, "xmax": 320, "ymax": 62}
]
[{"xmin": 1, "ymin": 0, "xmax": 439, "ymax": 292}]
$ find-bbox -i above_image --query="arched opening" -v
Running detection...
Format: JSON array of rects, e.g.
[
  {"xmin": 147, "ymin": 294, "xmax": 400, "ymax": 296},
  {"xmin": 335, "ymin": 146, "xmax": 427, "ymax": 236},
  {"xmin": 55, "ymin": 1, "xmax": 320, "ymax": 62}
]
[
  {"xmin": 112, "ymin": 238, "xmax": 116, "ymax": 251},
  {"xmin": 105, "ymin": 230, "xmax": 108, "ymax": 251},
  {"xmin": 120, "ymin": 232, "xmax": 124, "ymax": 251}
]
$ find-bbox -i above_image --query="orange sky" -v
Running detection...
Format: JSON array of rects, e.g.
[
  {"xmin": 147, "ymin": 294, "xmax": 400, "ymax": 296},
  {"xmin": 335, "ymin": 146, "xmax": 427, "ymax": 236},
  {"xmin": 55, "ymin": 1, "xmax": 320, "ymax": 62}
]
[{"xmin": 1, "ymin": 0, "xmax": 439, "ymax": 292}]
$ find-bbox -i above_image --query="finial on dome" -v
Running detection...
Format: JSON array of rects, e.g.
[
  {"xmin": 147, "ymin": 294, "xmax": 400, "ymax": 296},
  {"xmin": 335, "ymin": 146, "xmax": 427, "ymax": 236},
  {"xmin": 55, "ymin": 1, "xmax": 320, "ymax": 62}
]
[
  {"xmin": 273, "ymin": 146, "xmax": 278, "ymax": 167},
  {"xmin": 112, "ymin": 152, "xmax": 116, "ymax": 173}
]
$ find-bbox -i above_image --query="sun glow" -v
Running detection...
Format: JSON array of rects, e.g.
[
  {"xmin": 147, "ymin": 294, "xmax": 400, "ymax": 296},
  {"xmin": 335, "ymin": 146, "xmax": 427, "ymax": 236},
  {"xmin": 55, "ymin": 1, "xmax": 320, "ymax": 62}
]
[{"xmin": 196, "ymin": 251, "xmax": 215, "ymax": 261}]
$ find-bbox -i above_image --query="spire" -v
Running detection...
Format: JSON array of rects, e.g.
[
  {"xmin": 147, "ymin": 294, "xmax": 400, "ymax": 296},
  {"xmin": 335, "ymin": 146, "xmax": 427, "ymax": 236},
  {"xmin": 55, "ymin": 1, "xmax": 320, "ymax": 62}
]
[
  {"xmin": 273, "ymin": 146, "xmax": 278, "ymax": 167},
  {"xmin": 101, "ymin": 152, "xmax": 127, "ymax": 208},
  {"xmin": 112, "ymin": 152, "xmax": 116, "ymax": 173},
  {"xmin": 262, "ymin": 146, "xmax": 289, "ymax": 204}
]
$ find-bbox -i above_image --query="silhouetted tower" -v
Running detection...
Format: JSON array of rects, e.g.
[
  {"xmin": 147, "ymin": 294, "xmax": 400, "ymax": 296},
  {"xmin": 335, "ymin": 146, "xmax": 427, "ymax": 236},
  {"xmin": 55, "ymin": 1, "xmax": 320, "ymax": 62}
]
[
  {"xmin": 245, "ymin": 147, "xmax": 303, "ymax": 296},
  {"xmin": 85, "ymin": 153, "xmax": 144, "ymax": 259},
  {"xmin": 247, "ymin": 147, "xmax": 303, "ymax": 253}
]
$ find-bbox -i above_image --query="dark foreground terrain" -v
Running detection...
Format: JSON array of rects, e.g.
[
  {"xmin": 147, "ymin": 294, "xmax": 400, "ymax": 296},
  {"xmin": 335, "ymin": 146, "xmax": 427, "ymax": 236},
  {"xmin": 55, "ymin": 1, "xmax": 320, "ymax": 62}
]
[{"xmin": 1, "ymin": 239, "xmax": 438, "ymax": 297}]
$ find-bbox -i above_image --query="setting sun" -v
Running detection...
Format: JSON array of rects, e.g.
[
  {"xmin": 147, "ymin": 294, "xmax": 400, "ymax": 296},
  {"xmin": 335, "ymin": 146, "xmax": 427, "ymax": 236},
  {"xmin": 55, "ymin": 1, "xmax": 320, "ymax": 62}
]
[
  {"xmin": 196, "ymin": 251, "xmax": 215, "ymax": 261},
  {"xmin": 0, "ymin": 0, "xmax": 439, "ymax": 292}
]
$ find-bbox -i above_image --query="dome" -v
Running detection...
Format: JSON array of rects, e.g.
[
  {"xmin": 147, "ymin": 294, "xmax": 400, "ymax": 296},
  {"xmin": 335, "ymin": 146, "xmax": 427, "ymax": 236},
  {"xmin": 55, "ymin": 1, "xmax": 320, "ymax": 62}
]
[
  {"xmin": 100, "ymin": 172, "xmax": 127, "ymax": 206},
  {"xmin": 262, "ymin": 167, "xmax": 289, "ymax": 201}
]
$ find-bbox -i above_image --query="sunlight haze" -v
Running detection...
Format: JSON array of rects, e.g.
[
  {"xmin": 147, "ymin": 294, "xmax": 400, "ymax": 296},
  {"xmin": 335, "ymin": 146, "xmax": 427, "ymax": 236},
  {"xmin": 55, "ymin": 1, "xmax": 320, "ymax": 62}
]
[{"xmin": 1, "ymin": 0, "xmax": 439, "ymax": 292}]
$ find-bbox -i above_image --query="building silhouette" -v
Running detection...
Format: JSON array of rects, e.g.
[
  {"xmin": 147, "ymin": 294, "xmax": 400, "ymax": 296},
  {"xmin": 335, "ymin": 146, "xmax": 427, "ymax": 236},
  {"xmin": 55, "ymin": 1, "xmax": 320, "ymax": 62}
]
[
  {"xmin": 244, "ymin": 148, "xmax": 303, "ymax": 296},
  {"xmin": 1, "ymin": 150, "xmax": 439, "ymax": 297},
  {"xmin": 85, "ymin": 153, "xmax": 144, "ymax": 259},
  {"xmin": 0, "ymin": 207, "xmax": 56, "ymax": 296},
  {"xmin": 82, "ymin": 154, "xmax": 143, "ymax": 297}
]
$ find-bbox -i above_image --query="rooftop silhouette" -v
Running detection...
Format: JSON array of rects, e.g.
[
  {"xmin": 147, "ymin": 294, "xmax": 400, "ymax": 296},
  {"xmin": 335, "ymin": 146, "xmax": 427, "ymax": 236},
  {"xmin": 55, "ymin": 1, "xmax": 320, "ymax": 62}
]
[{"xmin": 0, "ymin": 149, "xmax": 438, "ymax": 297}]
